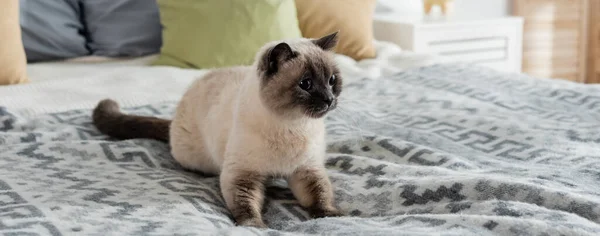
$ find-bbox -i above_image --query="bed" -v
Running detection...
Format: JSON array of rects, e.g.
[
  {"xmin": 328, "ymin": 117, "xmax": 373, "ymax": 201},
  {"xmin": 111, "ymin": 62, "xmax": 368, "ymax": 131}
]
[{"xmin": 1, "ymin": 40, "xmax": 600, "ymax": 236}]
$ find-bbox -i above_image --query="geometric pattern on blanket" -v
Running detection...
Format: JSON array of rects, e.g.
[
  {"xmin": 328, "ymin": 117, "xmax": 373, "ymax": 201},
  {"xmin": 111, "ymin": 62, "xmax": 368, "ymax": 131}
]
[{"xmin": 1, "ymin": 64, "xmax": 600, "ymax": 235}]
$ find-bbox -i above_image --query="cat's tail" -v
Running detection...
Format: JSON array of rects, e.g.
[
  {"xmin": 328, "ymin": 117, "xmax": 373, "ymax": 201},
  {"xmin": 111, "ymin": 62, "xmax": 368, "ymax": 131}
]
[{"xmin": 92, "ymin": 99, "xmax": 171, "ymax": 142}]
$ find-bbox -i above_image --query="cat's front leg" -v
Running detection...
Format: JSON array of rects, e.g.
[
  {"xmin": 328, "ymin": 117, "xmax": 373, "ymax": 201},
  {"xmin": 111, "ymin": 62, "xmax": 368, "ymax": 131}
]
[
  {"xmin": 288, "ymin": 165, "xmax": 343, "ymax": 218},
  {"xmin": 220, "ymin": 169, "xmax": 268, "ymax": 228}
]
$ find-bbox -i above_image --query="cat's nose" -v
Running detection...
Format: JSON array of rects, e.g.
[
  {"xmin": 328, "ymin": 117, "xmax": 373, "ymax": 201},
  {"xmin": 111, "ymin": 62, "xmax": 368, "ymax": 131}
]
[{"xmin": 323, "ymin": 96, "xmax": 334, "ymax": 107}]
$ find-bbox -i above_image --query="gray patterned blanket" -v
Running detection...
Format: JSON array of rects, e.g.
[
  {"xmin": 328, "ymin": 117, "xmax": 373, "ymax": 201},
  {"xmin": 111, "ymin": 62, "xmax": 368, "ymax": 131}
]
[{"xmin": 1, "ymin": 64, "xmax": 600, "ymax": 236}]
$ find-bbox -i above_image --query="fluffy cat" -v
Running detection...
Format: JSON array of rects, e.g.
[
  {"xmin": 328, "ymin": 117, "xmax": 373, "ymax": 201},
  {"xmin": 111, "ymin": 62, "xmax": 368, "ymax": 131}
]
[{"xmin": 92, "ymin": 32, "xmax": 343, "ymax": 228}]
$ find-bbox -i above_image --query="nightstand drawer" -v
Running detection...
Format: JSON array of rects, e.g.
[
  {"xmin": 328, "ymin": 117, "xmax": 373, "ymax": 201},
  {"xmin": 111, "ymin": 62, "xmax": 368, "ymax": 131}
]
[
  {"xmin": 373, "ymin": 15, "xmax": 524, "ymax": 73},
  {"xmin": 416, "ymin": 24, "xmax": 521, "ymax": 71},
  {"xmin": 426, "ymin": 36, "xmax": 508, "ymax": 63},
  {"xmin": 438, "ymin": 47, "xmax": 506, "ymax": 62},
  {"xmin": 427, "ymin": 37, "xmax": 507, "ymax": 54}
]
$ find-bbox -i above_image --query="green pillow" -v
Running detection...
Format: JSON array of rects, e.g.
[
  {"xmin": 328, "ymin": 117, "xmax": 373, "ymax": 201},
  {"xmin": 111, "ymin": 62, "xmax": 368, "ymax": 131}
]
[{"xmin": 152, "ymin": 0, "xmax": 303, "ymax": 69}]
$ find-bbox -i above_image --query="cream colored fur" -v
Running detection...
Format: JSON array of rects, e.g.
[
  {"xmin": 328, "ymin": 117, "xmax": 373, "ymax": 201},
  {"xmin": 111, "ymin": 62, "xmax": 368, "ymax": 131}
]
[
  {"xmin": 168, "ymin": 38, "xmax": 338, "ymax": 227},
  {"xmin": 169, "ymin": 64, "xmax": 327, "ymax": 176}
]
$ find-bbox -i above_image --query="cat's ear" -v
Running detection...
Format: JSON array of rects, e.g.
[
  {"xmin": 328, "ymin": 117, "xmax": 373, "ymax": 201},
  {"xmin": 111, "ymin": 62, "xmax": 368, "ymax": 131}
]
[
  {"xmin": 312, "ymin": 31, "xmax": 339, "ymax": 51},
  {"xmin": 265, "ymin": 42, "xmax": 296, "ymax": 75}
]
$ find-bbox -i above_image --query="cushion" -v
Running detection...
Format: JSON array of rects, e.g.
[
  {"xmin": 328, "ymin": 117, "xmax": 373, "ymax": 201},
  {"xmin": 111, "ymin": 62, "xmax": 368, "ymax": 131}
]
[
  {"xmin": 295, "ymin": 0, "xmax": 377, "ymax": 60},
  {"xmin": 19, "ymin": 0, "xmax": 89, "ymax": 62},
  {"xmin": 152, "ymin": 0, "xmax": 303, "ymax": 69},
  {"xmin": 82, "ymin": 0, "xmax": 162, "ymax": 57},
  {"xmin": 0, "ymin": 0, "xmax": 28, "ymax": 85}
]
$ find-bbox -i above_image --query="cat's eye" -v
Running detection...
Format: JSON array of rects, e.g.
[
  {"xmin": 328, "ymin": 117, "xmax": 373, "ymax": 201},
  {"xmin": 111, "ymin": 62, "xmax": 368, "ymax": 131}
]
[
  {"xmin": 329, "ymin": 74, "xmax": 336, "ymax": 86},
  {"xmin": 299, "ymin": 78, "xmax": 312, "ymax": 90}
]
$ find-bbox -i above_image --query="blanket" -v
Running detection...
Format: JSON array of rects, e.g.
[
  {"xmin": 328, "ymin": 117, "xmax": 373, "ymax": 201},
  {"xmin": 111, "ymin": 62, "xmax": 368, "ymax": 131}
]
[{"xmin": 1, "ymin": 64, "xmax": 600, "ymax": 236}]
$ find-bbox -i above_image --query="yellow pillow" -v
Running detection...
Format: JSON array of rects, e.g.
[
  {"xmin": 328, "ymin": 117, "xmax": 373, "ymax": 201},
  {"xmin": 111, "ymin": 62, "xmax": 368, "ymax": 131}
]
[
  {"xmin": 295, "ymin": 0, "xmax": 377, "ymax": 61},
  {"xmin": 0, "ymin": 0, "xmax": 28, "ymax": 85}
]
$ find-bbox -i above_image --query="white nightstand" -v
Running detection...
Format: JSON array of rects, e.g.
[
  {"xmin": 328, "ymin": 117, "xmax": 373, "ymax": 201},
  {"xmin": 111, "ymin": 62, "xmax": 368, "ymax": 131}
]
[{"xmin": 373, "ymin": 14, "xmax": 524, "ymax": 73}]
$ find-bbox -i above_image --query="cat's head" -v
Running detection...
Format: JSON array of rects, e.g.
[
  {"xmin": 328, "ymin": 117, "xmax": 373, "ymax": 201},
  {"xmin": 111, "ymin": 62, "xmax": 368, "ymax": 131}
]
[{"xmin": 256, "ymin": 32, "xmax": 343, "ymax": 119}]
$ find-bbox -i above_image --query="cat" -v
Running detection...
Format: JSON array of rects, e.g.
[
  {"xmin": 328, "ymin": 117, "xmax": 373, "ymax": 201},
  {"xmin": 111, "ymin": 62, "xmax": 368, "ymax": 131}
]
[{"xmin": 92, "ymin": 32, "xmax": 344, "ymax": 228}]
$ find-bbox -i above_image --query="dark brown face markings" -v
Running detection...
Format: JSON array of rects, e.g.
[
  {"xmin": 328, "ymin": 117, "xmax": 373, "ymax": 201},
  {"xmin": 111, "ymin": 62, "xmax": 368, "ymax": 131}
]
[
  {"xmin": 298, "ymin": 57, "xmax": 342, "ymax": 118},
  {"xmin": 229, "ymin": 171, "xmax": 267, "ymax": 227},
  {"xmin": 257, "ymin": 33, "xmax": 343, "ymax": 119},
  {"xmin": 258, "ymin": 53, "xmax": 343, "ymax": 118},
  {"xmin": 330, "ymin": 69, "xmax": 343, "ymax": 98}
]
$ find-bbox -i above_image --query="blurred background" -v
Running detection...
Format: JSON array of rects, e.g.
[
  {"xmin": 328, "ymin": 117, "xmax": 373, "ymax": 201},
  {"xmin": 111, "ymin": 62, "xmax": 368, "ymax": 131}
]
[{"xmin": 376, "ymin": 0, "xmax": 599, "ymax": 84}]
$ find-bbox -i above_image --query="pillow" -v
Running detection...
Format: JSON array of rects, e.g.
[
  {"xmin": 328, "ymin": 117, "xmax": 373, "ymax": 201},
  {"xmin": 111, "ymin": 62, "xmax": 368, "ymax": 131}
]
[
  {"xmin": 0, "ymin": 0, "xmax": 28, "ymax": 85},
  {"xmin": 82, "ymin": 0, "xmax": 162, "ymax": 57},
  {"xmin": 295, "ymin": 0, "xmax": 377, "ymax": 60},
  {"xmin": 152, "ymin": 0, "xmax": 303, "ymax": 69},
  {"xmin": 19, "ymin": 0, "xmax": 89, "ymax": 62}
]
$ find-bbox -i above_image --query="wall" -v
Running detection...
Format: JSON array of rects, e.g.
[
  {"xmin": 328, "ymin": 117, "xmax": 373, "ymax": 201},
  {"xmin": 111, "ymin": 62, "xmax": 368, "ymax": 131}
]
[{"xmin": 376, "ymin": 0, "xmax": 511, "ymax": 18}]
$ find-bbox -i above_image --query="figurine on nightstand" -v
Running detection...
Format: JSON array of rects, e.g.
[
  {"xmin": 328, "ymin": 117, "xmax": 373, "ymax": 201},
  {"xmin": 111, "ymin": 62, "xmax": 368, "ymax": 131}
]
[{"xmin": 423, "ymin": 0, "xmax": 454, "ymax": 16}]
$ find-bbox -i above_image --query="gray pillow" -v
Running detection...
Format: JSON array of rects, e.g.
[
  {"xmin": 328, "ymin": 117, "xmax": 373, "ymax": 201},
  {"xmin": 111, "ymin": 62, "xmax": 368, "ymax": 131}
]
[
  {"xmin": 19, "ymin": 0, "xmax": 90, "ymax": 62},
  {"xmin": 81, "ymin": 0, "xmax": 162, "ymax": 57}
]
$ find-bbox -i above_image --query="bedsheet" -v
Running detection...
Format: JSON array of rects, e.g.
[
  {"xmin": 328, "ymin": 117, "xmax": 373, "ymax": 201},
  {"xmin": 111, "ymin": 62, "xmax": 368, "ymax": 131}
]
[{"xmin": 1, "ymin": 63, "xmax": 600, "ymax": 235}]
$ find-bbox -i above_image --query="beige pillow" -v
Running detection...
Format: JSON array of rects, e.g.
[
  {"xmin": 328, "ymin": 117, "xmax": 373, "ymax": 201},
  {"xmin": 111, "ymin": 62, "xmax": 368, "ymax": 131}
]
[
  {"xmin": 0, "ymin": 0, "xmax": 28, "ymax": 85},
  {"xmin": 295, "ymin": 0, "xmax": 377, "ymax": 61}
]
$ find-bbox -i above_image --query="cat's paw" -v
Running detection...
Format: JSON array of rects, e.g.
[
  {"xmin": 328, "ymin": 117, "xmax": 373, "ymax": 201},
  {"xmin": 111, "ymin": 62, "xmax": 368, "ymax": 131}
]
[
  {"xmin": 236, "ymin": 218, "xmax": 268, "ymax": 229},
  {"xmin": 309, "ymin": 206, "xmax": 343, "ymax": 218}
]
